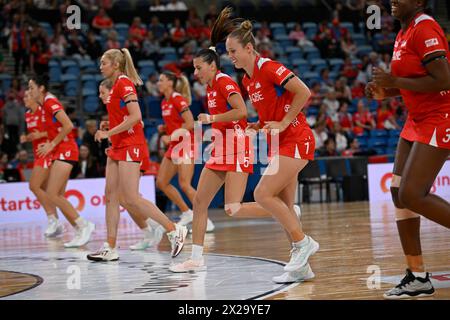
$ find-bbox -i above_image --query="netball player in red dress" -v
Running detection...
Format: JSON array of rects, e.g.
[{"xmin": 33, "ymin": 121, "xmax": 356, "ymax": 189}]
[
  {"xmin": 169, "ymin": 10, "xmax": 313, "ymax": 284},
  {"xmin": 87, "ymin": 48, "xmax": 187, "ymax": 262},
  {"xmin": 28, "ymin": 75, "xmax": 95, "ymax": 248},
  {"xmin": 367, "ymin": 0, "xmax": 450, "ymax": 299},
  {"xmin": 156, "ymin": 71, "xmax": 214, "ymax": 232},
  {"xmin": 21, "ymin": 89, "xmax": 61, "ymax": 237},
  {"xmin": 98, "ymin": 79, "xmax": 158, "ymax": 251},
  {"xmin": 186, "ymin": 8, "xmax": 319, "ymax": 279}
]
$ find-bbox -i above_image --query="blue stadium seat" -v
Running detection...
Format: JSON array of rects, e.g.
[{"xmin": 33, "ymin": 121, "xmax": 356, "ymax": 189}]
[
  {"xmin": 310, "ymin": 58, "xmax": 327, "ymax": 72},
  {"xmin": 352, "ymin": 34, "xmax": 367, "ymax": 46},
  {"xmin": 269, "ymin": 22, "xmax": 285, "ymax": 29},
  {"xmin": 145, "ymin": 96, "xmax": 162, "ymax": 118},
  {"xmin": 340, "ymin": 22, "xmax": 354, "ymax": 34},
  {"xmin": 387, "ymin": 137, "xmax": 399, "ymax": 147},
  {"xmin": 357, "ymin": 45, "xmax": 373, "ymax": 57},
  {"xmin": 328, "ymin": 58, "xmax": 344, "ymax": 72},
  {"xmin": 138, "ymin": 60, "xmax": 155, "ymax": 68},
  {"xmin": 303, "ymin": 47, "xmax": 321, "ymax": 60},
  {"xmin": 389, "ymin": 129, "xmax": 401, "ymax": 137},
  {"xmin": 274, "ymin": 34, "xmax": 292, "ymax": 47},
  {"xmin": 371, "ymin": 129, "xmax": 388, "ymax": 138},
  {"xmin": 160, "ymin": 47, "xmax": 176, "ymax": 55}
]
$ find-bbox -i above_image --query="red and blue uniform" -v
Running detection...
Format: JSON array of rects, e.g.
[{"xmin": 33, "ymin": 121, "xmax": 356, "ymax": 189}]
[
  {"xmin": 161, "ymin": 92, "xmax": 196, "ymax": 161},
  {"xmin": 242, "ymin": 55, "xmax": 315, "ymax": 160},
  {"xmin": 25, "ymin": 106, "xmax": 52, "ymax": 168},
  {"xmin": 391, "ymin": 13, "xmax": 450, "ymax": 149},
  {"xmin": 205, "ymin": 71, "xmax": 253, "ymax": 173},
  {"xmin": 106, "ymin": 75, "xmax": 147, "ymax": 162},
  {"xmin": 42, "ymin": 93, "xmax": 79, "ymax": 162}
]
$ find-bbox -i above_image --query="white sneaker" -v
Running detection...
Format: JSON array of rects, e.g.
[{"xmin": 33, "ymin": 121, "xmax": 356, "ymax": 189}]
[
  {"xmin": 129, "ymin": 237, "xmax": 155, "ymax": 250},
  {"xmin": 188, "ymin": 218, "xmax": 215, "ymax": 234},
  {"xmin": 167, "ymin": 224, "xmax": 188, "ymax": 257},
  {"xmin": 178, "ymin": 211, "xmax": 193, "ymax": 226},
  {"xmin": 87, "ymin": 243, "xmax": 119, "ymax": 262},
  {"xmin": 294, "ymin": 205, "xmax": 302, "ymax": 220},
  {"xmin": 169, "ymin": 258, "xmax": 207, "ymax": 273},
  {"xmin": 272, "ymin": 263, "xmax": 315, "ymax": 283},
  {"xmin": 153, "ymin": 225, "xmax": 165, "ymax": 245},
  {"xmin": 63, "ymin": 221, "xmax": 95, "ymax": 248},
  {"xmin": 284, "ymin": 236, "xmax": 319, "ymax": 272},
  {"xmin": 44, "ymin": 220, "xmax": 64, "ymax": 237}
]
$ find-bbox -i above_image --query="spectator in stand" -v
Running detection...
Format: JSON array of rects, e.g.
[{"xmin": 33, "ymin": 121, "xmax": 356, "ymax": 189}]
[
  {"xmin": 149, "ymin": 0, "xmax": 166, "ymax": 11},
  {"xmin": 0, "ymin": 151, "xmax": 8, "ymax": 180},
  {"xmin": 66, "ymin": 31, "xmax": 89, "ymax": 59},
  {"xmin": 338, "ymin": 102, "xmax": 353, "ymax": 135},
  {"xmin": 148, "ymin": 16, "xmax": 169, "ymax": 46},
  {"xmin": 330, "ymin": 18, "xmax": 348, "ymax": 42},
  {"xmin": 342, "ymin": 137, "xmax": 362, "ymax": 157},
  {"xmin": 91, "ymin": 8, "xmax": 114, "ymax": 33},
  {"xmin": 71, "ymin": 144, "xmax": 101, "ymax": 179},
  {"xmin": 106, "ymin": 30, "xmax": 121, "ymax": 50},
  {"xmin": 0, "ymin": 123, "xmax": 16, "ymax": 159},
  {"xmin": 320, "ymin": 68, "xmax": 334, "ymax": 92},
  {"xmin": 170, "ymin": 18, "xmax": 187, "ymax": 48},
  {"xmin": 49, "ymin": 24, "xmax": 67, "ymax": 58},
  {"xmin": 334, "ymin": 77, "xmax": 352, "ymax": 105},
  {"xmin": 0, "ymin": 51, "xmax": 5, "ymax": 73},
  {"xmin": 341, "ymin": 56, "xmax": 358, "ymax": 81},
  {"xmin": 340, "ymin": 33, "xmax": 357, "ymax": 58},
  {"xmin": 323, "ymin": 89, "xmax": 340, "ymax": 122},
  {"xmin": 313, "ymin": 122, "xmax": 329, "ymax": 150},
  {"xmin": 257, "ymin": 43, "xmax": 274, "ymax": 59},
  {"xmin": 376, "ymin": 28, "xmax": 395, "ymax": 55},
  {"xmin": 351, "ymin": 79, "xmax": 365, "ymax": 98},
  {"xmin": 333, "ymin": 123, "xmax": 349, "ymax": 153},
  {"xmin": 306, "ymin": 82, "xmax": 324, "ymax": 109},
  {"xmin": 378, "ymin": 53, "xmax": 391, "ymax": 72},
  {"xmin": 129, "ymin": 17, "xmax": 147, "ymax": 47},
  {"xmin": 81, "ymin": 119, "xmax": 101, "ymax": 163},
  {"xmin": 145, "ymin": 73, "xmax": 160, "ymax": 97},
  {"xmin": 289, "ymin": 23, "xmax": 314, "ymax": 48},
  {"xmin": 365, "ymin": 51, "xmax": 380, "ymax": 81},
  {"xmin": 178, "ymin": 42, "xmax": 195, "ymax": 75},
  {"xmin": 353, "ymin": 99, "xmax": 376, "ymax": 136},
  {"xmin": 319, "ymin": 138, "xmax": 339, "ymax": 157},
  {"xmin": 381, "ymin": 8, "xmax": 394, "ymax": 32},
  {"xmin": 377, "ymin": 100, "xmax": 400, "ymax": 130},
  {"xmin": 259, "ymin": 21, "xmax": 272, "ymax": 39},
  {"xmin": 316, "ymin": 103, "xmax": 334, "ymax": 131},
  {"xmin": 9, "ymin": 78, "xmax": 25, "ymax": 104},
  {"xmin": 314, "ymin": 20, "xmax": 338, "ymax": 58},
  {"xmin": 86, "ymin": 31, "xmax": 102, "ymax": 60},
  {"xmin": 11, "ymin": 15, "xmax": 29, "ymax": 76},
  {"xmin": 3, "ymin": 90, "xmax": 24, "ymax": 151},
  {"xmin": 203, "ymin": 4, "xmax": 218, "ymax": 24},
  {"xmin": 30, "ymin": 37, "xmax": 51, "ymax": 75},
  {"xmin": 165, "ymin": 0, "xmax": 188, "ymax": 11},
  {"xmin": 142, "ymin": 31, "xmax": 162, "ymax": 63},
  {"xmin": 11, "ymin": 149, "xmax": 33, "ymax": 175},
  {"xmin": 255, "ymin": 29, "xmax": 271, "ymax": 47}
]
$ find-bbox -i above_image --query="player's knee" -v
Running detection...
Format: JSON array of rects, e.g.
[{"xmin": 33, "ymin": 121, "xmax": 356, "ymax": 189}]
[
  {"xmin": 398, "ymin": 181, "xmax": 422, "ymax": 210},
  {"xmin": 254, "ymin": 185, "xmax": 269, "ymax": 204},
  {"xmin": 193, "ymin": 194, "xmax": 208, "ymax": 212},
  {"xmin": 178, "ymin": 179, "xmax": 191, "ymax": 193},
  {"xmin": 29, "ymin": 181, "xmax": 40, "ymax": 194},
  {"xmin": 156, "ymin": 178, "xmax": 168, "ymax": 190},
  {"xmin": 224, "ymin": 203, "xmax": 241, "ymax": 217}
]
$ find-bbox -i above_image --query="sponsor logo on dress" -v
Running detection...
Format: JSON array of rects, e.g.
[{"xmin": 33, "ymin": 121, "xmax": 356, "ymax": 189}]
[
  {"xmin": 425, "ymin": 38, "xmax": 438, "ymax": 47},
  {"xmin": 276, "ymin": 66, "xmax": 286, "ymax": 76}
]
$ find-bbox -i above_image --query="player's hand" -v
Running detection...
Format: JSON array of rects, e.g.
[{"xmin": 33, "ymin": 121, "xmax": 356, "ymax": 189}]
[
  {"xmin": 95, "ymin": 130, "xmax": 109, "ymax": 142},
  {"xmin": 100, "ymin": 121, "xmax": 109, "ymax": 131},
  {"xmin": 20, "ymin": 134, "xmax": 28, "ymax": 144},
  {"xmin": 157, "ymin": 124, "xmax": 166, "ymax": 134},
  {"xmin": 365, "ymin": 82, "xmax": 387, "ymax": 100},
  {"xmin": 37, "ymin": 141, "xmax": 55, "ymax": 157},
  {"xmin": 245, "ymin": 122, "xmax": 260, "ymax": 136},
  {"xmin": 198, "ymin": 113, "xmax": 214, "ymax": 124},
  {"xmin": 373, "ymin": 67, "xmax": 397, "ymax": 88},
  {"xmin": 263, "ymin": 121, "xmax": 288, "ymax": 135}
]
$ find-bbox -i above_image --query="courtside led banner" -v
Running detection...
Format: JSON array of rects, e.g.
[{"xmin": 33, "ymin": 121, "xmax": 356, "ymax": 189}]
[
  {"xmin": 368, "ymin": 162, "xmax": 450, "ymax": 202},
  {"xmin": 0, "ymin": 176, "xmax": 155, "ymax": 224}
]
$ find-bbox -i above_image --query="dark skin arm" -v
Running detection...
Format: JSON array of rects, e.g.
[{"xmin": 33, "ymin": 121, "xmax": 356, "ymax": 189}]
[{"xmin": 372, "ymin": 51, "xmax": 450, "ymax": 92}]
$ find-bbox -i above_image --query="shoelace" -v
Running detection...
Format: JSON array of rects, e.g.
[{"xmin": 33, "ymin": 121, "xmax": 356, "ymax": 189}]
[
  {"xmin": 289, "ymin": 247, "xmax": 300, "ymax": 257},
  {"xmin": 396, "ymin": 272, "xmax": 416, "ymax": 289}
]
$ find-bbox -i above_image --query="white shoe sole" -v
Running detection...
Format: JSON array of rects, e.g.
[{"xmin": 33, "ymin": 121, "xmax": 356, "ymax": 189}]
[
  {"xmin": 169, "ymin": 264, "xmax": 207, "ymax": 273},
  {"xmin": 383, "ymin": 291, "xmax": 435, "ymax": 300},
  {"xmin": 272, "ymin": 271, "xmax": 315, "ymax": 284},
  {"xmin": 77, "ymin": 222, "xmax": 95, "ymax": 247},
  {"xmin": 284, "ymin": 238, "xmax": 320, "ymax": 272},
  {"xmin": 87, "ymin": 255, "xmax": 119, "ymax": 262}
]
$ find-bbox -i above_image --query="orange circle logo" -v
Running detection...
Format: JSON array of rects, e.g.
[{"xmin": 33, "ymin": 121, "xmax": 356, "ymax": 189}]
[
  {"xmin": 64, "ymin": 189, "xmax": 85, "ymax": 212},
  {"xmin": 380, "ymin": 173, "xmax": 393, "ymax": 193}
]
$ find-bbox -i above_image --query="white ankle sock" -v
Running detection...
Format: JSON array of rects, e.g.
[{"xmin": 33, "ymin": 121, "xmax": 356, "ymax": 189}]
[
  {"xmin": 293, "ymin": 236, "xmax": 309, "ymax": 248},
  {"xmin": 47, "ymin": 215, "xmax": 58, "ymax": 222},
  {"xmin": 146, "ymin": 218, "xmax": 159, "ymax": 229},
  {"xmin": 142, "ymin": 226, "xmax": 153, "ymax": 238},
  {"xmin": 75, "ymin": 217, "xmax": 86, "ymax": 228},
  {"xmin": 182, "ymin": 209, "xmax": 193, "ymax": 215},
  {"xmin": 412, "ymin": 271, "xmax": 427, "ymax": 278},
  {"xmin": 191, "ymin": 245, "xmax": 203, "ymax": 261}
]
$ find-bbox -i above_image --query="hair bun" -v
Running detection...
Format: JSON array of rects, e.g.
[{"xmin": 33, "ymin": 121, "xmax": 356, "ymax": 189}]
[{"xmin": 240, "ymin": 20, "xmax": 253, "ymax": 32}]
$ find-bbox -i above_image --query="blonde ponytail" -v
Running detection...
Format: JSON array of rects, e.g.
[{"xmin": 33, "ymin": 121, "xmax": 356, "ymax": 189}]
[
  {"xmin": 176, "ymin": 75, "xmax": 192, "ymax": 105},
  {"xmin": 102, "ymin": 48, "xmax": 143, "ymax": 86},
  {"xmin": 121, "ymin": 48, "xmax": 143, "ymax": 86}
]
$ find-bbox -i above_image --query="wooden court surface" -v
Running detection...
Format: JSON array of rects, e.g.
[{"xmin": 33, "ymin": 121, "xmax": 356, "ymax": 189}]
[{"xmin": 1, "ymin": 201, "xmax": 449, "ymax": 299}]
